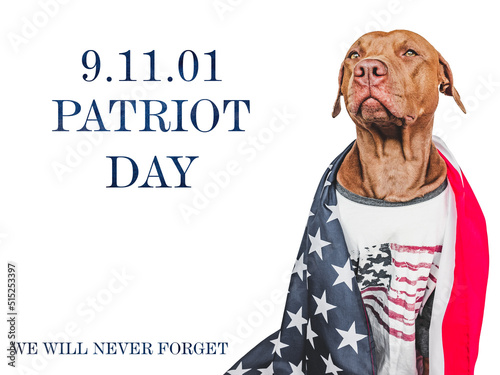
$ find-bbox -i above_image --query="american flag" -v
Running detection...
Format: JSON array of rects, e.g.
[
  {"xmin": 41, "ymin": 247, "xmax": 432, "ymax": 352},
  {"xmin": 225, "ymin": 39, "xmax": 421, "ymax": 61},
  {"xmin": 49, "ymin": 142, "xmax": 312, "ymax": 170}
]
[
  {"xmin": 355, "ymin": 242, "xmax": 441, "ymax": 344},
  {"xmin": 224, "ymin": 138, "xmax": 488, "ymax": 375}
]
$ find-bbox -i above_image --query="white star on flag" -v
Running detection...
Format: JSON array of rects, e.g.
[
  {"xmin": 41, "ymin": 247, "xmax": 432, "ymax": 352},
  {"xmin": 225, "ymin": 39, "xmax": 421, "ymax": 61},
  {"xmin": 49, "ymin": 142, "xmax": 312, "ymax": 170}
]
[
  {"xmin": 313, "ymin": 290, "xmax": 336, "ymax": 322},
  {"xmin": 362, "ymin": 272, "xmax": 376, "ymax": 283},
  {"xmin": 321, "ymin": 354, "xmax": 343, "ymax": 374},
  {"xmin": 228, "ymin": 362, "xmax": 250, "ymax": 375},
  {"xmin": 325, "ymin": 203, "xmax": 340, "ymax": 223},
  {"xmin": 270, "ymin": 332, "xmax": 288, "ymax": 357},
  {"xmin": 306, "ymin": 320, "xmax": 318, "ymax": 349},
  {"xmin": 308, "ymin": 228, "xmax": 331, "ymax": 260},
  {"xmin": 289, "ymin": 361, "xmax": 305, "ymax": 375},
  {"xmin": 257, "ymin": 363, "xmax": 273, "ymax": 375},
  {"xmin": 332, "ymin": 260, "xmax": 355, "ymax": 291},
  {"xmin": 370, "ymin": 261, "xmax": 386, "ymax": 274},
  {"xmin": 336, "ymin": 321, "xmax": 367, "ymax": 354},
  {"xmin": 287, "ymin": 306, "xmax": 307, "ymax": 334},
  {"xmin": 292, "ymin": 254, "xmax": 307, "ymax": 281}
]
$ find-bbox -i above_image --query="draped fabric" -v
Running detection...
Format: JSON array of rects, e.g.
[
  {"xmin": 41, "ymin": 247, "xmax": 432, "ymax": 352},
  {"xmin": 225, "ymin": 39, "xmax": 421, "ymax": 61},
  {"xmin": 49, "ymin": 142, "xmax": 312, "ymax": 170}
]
[{"xmin": 225, "ymin": 138, "xmax": 488, "ymax": 375}]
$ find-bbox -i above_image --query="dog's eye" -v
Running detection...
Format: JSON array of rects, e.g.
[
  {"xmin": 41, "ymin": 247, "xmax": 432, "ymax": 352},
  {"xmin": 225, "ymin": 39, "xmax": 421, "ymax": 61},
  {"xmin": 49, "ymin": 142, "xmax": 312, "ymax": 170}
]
[
  {"xmin": 348, "ymin": 51, "xmax": 360, "ymax": 59},
  {"xmin": 404, "ymin": 49, "xmax": 418, "ymax": 57}
]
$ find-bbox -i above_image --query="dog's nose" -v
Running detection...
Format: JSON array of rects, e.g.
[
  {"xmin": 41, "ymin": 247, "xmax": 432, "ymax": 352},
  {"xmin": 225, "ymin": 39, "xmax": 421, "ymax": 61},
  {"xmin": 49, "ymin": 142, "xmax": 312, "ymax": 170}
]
[{"xmin": 353, "ymin": 59, "xmax": 388, "ymax": 86}]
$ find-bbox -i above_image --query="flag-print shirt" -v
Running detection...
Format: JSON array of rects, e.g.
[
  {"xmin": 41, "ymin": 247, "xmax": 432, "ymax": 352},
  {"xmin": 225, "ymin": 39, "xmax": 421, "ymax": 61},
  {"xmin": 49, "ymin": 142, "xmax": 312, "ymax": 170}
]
[{"xmin": 336, "ymin": 180, "xmax": 450, "ymax": 375}]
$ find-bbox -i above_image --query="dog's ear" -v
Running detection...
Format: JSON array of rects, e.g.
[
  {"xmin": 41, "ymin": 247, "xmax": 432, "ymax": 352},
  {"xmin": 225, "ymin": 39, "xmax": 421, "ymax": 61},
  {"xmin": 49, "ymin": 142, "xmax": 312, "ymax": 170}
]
[
  {"xmin": 438, "ymin": 52, "xmax": 466, "ymax": 114},
  {"xmin": 332, "ymin": 62, "xmax": 344, "ymax": 118}
]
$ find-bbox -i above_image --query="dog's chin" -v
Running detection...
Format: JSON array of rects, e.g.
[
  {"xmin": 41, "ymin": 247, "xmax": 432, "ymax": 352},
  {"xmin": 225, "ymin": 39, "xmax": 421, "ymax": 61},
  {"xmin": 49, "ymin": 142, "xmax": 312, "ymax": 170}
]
[{"xmin": 356, "ymin": 98, "xmax": 403, "ymax": 126}]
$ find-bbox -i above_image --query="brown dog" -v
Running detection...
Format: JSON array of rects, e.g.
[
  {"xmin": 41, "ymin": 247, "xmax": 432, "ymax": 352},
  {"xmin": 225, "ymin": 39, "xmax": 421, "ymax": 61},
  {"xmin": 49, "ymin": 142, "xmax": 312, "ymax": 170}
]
[
  {"xmin": 333, "ymin": 29, "xmax": 465, "ymax": 203},
  {"xmin": 332, "ymin": 30, "xmax": 467, "ymax": 375},
  {"xmin": 224, "ymin": 30, "xmax": 487, "ymax": 375}
]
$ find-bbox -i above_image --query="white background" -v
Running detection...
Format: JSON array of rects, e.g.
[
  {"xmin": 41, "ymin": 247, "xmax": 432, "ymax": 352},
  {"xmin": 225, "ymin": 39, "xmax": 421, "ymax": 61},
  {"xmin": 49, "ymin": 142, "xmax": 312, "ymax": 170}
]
[{"xmin": 1, "ymin": 1, "xmax": 498, "ymax": 374}]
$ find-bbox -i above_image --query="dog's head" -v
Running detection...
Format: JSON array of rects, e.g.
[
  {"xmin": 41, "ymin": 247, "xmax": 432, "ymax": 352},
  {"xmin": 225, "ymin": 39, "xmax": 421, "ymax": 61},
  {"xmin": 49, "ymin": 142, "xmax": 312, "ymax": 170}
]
[{"xmin": 333, "ymin": 30, "xmax": 465, "ymax": 128}]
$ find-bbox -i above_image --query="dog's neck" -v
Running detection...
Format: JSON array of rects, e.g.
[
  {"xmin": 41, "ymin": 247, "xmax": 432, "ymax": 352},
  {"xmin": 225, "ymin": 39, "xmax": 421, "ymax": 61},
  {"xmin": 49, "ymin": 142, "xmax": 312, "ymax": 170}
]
[{"xmin": 337, "ymin": 118, "xmax": 447, "ymax": 202}]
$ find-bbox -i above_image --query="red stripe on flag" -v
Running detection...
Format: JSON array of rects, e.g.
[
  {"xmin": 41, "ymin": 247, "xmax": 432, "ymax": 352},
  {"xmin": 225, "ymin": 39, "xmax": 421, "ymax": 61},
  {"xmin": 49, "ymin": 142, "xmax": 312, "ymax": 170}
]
[
  {"xmin": 429, "ymin": 273, "xmax": 437, "ymax": 284},
  {"xmin": 392, "ymin": 259, "xmax": 433, "ymax": 271},
  {"xmin": 361, "ymin": 286, "xmax": 427, "ymax": 298},
  {"xmin": 390, "ymin": 244, "xmax": 442, "ymax": 254},
  {"xmin": 396, "ymin": 275, "xmax": 429, "ymax": 286}
]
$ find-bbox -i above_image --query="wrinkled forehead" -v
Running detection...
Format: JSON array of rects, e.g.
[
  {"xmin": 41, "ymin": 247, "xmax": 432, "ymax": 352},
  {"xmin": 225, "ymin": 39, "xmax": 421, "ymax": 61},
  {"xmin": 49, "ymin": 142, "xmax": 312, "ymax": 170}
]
[{"xmin": 348, "ymin": 30, "xmax": 438, "ymax": 57}]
